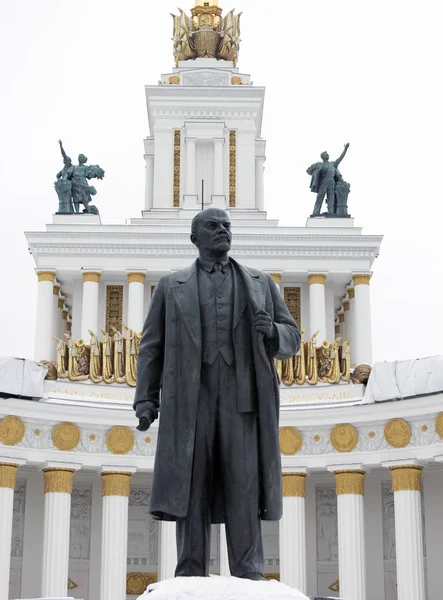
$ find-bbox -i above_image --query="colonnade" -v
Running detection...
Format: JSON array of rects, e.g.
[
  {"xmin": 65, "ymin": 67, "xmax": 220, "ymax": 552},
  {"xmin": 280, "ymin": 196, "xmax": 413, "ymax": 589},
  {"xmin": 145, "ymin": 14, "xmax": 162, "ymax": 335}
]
[{"xmin": 0, "ymin": 460, "xmax": 429, "ymax": 600}]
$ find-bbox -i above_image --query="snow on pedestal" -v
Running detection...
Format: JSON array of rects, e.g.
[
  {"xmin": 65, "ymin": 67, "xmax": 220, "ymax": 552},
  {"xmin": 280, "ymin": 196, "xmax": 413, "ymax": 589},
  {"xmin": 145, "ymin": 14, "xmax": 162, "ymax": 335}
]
[{"xmin": 137, "ymin": 576, "xmax": 310, "ymax": 600}]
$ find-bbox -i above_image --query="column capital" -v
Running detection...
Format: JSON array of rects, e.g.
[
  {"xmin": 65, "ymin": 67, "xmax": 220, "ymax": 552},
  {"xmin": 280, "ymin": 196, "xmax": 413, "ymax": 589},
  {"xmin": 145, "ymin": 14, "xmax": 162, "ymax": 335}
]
[
  {"xmin": 308, "ymin": 272, "xmax": 327, "ymax": 285},
  {"xmin": 269, "ymin": 272, "xmax": 283, "ymax": 285},
  {"xmin": 335, "ymin": 324, "xmax": 340, "ymax": 334},
  {"xmin": 338, "ymin": 312, "xmax": 345, "ymax": 323},
  {"xmin": 36, "ymin": 269, "xmax": 56, "ymax": 283},
  {"xmin": 53, "ymin": 284, "xmax": 61, "ymax": 296},
  {"xmin": 388, "ymin": 464, "xmax": 423, "ymax": 492},
  {"xmin": 352, "ymin": 273, "xmax": 372, "ymax": 286},
  {"xmin": 127, "ymin": 271, "xmax": 147, "ymax": 284},
  {"xmin": 343, "ymin": 300, "xmax": 350, "ymax": 312},
  {"xmin": 57, "ymin": 298, "xmax": 64, "ymax": 309},
  {"xmin": 332, "ymin": 469, "xmax": 366, "ymax": 495},
  {"xmin": 0, "ymin": 460, "xmax": 25, "ymax": 489},
  {"xmin": 100, "ymin": 468, "xmax": 136, "ymax": 497},
  {"xmin": 347, "ymin": 287, "xmax": 355, "ymax": 299},
  {"xmin": 282, "ymin": 471, "xmax": 308, "ymax": 498},
  {"xmin": 82, "ymin": 270, "xmax": 102, "ymax": 283}
]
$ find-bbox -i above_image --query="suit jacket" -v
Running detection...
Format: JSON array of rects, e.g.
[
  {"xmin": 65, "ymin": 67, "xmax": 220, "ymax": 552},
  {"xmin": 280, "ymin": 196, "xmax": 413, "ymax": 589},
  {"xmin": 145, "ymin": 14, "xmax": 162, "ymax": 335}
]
[{"xmin": 134, "ymin": 258, "xmax": 300, "ymax": 522}]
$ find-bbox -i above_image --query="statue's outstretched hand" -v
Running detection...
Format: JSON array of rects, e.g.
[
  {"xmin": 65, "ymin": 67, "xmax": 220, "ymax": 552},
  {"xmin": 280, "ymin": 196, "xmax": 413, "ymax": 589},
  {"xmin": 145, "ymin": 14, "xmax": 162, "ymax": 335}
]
[
  {"xmin": 345, "ymin": 142, "xmax": 350, "ymax": 149},
  {"xmin": 254, "ymin": 309, "xmax": 277, "ymax": 340}
]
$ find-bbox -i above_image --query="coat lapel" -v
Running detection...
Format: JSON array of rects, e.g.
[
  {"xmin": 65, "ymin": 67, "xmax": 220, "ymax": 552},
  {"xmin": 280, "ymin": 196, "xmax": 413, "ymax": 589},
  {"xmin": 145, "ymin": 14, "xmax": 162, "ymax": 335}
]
[
  {"xmin": 172, "ymin": 260, "xmax": 201, "ymax": 347},
  {"xmin": 231, "ymin": 259, "xmax": 265, "ymax": 329}
]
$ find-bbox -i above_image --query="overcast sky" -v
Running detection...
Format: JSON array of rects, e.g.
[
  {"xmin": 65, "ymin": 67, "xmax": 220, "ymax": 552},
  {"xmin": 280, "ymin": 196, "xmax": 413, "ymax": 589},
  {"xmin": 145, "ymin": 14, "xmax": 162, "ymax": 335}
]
[{"xmin": 0, "ymin": 0, "xmax": 442, "ymax": 363}]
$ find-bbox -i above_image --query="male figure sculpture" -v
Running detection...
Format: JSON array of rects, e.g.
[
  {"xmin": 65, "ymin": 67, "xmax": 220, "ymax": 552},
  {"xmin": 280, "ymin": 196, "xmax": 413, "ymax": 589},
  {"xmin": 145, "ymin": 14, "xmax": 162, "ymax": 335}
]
[
  {"xmin": 134, "ymin": 208, "xmax": 300, "ymax": 580},
  {"xmin": 307, "ymin": 143, "xmax": 350, "ymax": 216}
]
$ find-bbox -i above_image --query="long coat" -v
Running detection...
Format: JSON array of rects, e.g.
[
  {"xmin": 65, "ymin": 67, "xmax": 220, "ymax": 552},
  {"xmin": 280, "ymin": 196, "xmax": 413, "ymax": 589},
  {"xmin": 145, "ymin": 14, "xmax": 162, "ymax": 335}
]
[{"xmin": 134, "ymin": 258, "xmax": 300, "ymax": 522}]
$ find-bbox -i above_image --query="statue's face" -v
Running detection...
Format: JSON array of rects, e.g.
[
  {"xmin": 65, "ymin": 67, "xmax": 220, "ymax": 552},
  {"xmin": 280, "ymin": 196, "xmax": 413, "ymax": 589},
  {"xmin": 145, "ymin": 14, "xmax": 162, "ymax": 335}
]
[
  {"xmin": 192, "ymin": 208, "xmax": 232, "ymax": 254},
  {"xmin": 78, "ymin": 154, "xmax": 87, "ymax": 165},
  {"xmin": 64, "ymin": 156, "xmax": 72, "ymax": 166},
  {"xmin": 321, "ymin": 152, "xmax": 329, "ymax": 161}
]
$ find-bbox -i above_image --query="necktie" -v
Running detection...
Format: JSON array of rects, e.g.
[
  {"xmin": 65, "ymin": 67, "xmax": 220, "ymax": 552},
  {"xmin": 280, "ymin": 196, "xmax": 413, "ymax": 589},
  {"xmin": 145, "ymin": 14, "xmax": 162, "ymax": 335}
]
[{"xmin": 212, "ymin": 262, "xmax": 225, "ymax": 289}]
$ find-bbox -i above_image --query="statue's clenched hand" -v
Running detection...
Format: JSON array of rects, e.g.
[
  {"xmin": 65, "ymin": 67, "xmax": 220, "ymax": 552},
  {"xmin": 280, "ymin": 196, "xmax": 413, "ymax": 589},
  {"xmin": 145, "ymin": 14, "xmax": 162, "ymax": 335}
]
[
  {"xmin": 254, "ymin": 309, "xmax": 277, "ymax": 340},
  {"xmin": 136, "ymin": 407, "xmax": 156, "ymax": 432}
]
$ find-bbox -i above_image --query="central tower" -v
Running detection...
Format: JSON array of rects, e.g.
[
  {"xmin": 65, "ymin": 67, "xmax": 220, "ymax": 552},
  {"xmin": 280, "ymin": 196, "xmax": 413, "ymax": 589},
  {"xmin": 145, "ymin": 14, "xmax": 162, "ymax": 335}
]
[{"xmin": 142, "ymin": 2, "xmax": 266, "ymax": 219}]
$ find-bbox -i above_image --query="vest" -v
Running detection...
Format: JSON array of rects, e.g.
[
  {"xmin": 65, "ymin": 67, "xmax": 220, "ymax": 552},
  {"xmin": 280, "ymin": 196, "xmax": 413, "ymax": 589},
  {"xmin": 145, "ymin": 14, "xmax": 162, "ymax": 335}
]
[{"xmin": 198, "ymin": 265, "xmax": 235, "ymax": 365}]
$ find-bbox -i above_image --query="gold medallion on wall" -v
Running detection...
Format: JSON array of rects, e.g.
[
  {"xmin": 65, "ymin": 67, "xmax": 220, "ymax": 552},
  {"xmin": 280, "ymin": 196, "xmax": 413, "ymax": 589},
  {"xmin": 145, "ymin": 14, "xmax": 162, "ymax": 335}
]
[
  {"xmin": 0, "ymin": 416, "xmax": 25, "ymax": 446},
  {"xmin": 126, "ymin": 573, "xmax": 157, "ymax": 595},
  {"xmin": 52, "ymin": 422, "xmax": 81, "ymax": 451},
  {"xmin": 435, "ymin": 413, "xmax": 443, "ymax": 439},
  {"xmin": 384, "ymin": 418, "xmax": 411, "ymax": 448},
  {"xmin": 330, "ymin": 424, "xmax": 358, "ymax": 452},
  {"xmin": 279, "ymin": 427, "xmax": 303, "ymax": 455},
  {"xmin": 106, "ymin": 426, "xmax": 135, "ymax": 455}
]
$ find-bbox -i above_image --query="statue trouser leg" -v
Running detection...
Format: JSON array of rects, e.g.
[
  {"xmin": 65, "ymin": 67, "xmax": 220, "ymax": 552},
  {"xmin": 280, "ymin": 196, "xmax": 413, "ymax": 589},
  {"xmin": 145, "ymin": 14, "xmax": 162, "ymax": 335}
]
[
  {"xmin": 175, "ymin": 356, "xmax": 263, "ymax": 578},
  {"xmin": 326, "ymin": 181, "xmax": 336, "ymax": 214},
  {"xmin": 312, "ymin": 192, "xmax": 325, "ymax": 216}
]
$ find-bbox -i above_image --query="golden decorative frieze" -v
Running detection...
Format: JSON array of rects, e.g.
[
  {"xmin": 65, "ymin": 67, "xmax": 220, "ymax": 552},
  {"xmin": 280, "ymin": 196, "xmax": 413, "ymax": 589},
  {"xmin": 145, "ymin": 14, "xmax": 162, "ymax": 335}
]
[
  {"xmin": 168, "ymin": 75, "xmax": 180, "ymax": 85},
  {"xmin": 390, "ymin": 465, "xmax": 423, "ymax": 492},
  {"xmin": 348, "ymin": 288, "xmax": 355, "ymax": 299},
  {"xmin": 173, "ymin": 130, "xmax": 181, "ymax": 208},
  {"xmin": 43, "ymin": 468, "xmax": 75, "ymax": 494},
  {"xmin": 352, "ymin": 274, "xmax": 371, "ymax": 286},
  {"xmin": 270, "ymin": 273, "xmax": 282, "ymax": 285},
  {"xmin": 279, "ymin": 427, "xmax": 303, "ymax": 455},
  {"xmin": 37, "ymin": 271, "xmax": 55, "ymax": 283},
  {"xmin": 106, "ymin": 285, "xmax": 123, "ymax": 334},
  {"xmin": 334, "ymin": 470, "xmax": 365, "ymax": 495},
  {"xmin": 330, "ymin": 424, "xmax": 358, "ymax": 453},
  {"xmin": 0, "ymin": 463, "xmax": 18, "ymax": 489},
  {"xmin": 343, "ymin": 301, "xmax": 350, "ymax": 312},
  {"xmin": 57, "ymin": 298, "xmax": 64, "ymax": 309},
  {"xmin": 0, "ymin": 416, "xmax": 25, "ymax": 446},
  {"xmin": 106, "ymin": 426, "xmax": 135, "ymax": 455},
  {"xmin": 384, "ymin": 418, "xmax": 411, "ymax": 448},
  {"xmin": 53, "ymin": 284, "xmax": 61, "ymax": 296},
  {"xmin": 435, "ymin": 413, "xmax": 443, "ymax": 439},
  {"xmin": 229, "ymin": 130, "xmax": 237, "ymax": 208},
  {"xmin": 308, "ymin": 273, "xmax": 327, "ymax": 285},
  {"xmin": 101, "ymin": 471, "xmax": 132, "ymax": 497},
  {"xmin": 282, "ymin": 472, "xmax": 307, "ymax": 498},
  {"xmin": 52, "ymin": 422, "xmax": 81, "ymax": 451},
  {"xmin": 126, "ymin": 572, "xmax": 157, "ymax": 595},
  {"xmin": 283, "ymin": 287, "xmax": 301, "ymax": 328},
  {"xmin": 128, "ymin": 272, "xmax": 146, "ymax": 284},
  {"xmin": 82, "ymin": 272, "xmax": 101, "ymax": 284}
]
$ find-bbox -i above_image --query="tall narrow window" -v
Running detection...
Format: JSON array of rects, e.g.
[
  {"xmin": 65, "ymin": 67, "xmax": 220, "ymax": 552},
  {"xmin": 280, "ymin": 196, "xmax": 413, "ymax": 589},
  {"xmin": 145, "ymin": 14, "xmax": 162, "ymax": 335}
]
[
  {"xmin": 284, "ymin": 287, "xmax": 301, "ymax": 328},
  {"xmin": 106, "ymin": 285, "xmax": 123, "ymax": 334},
  {"xmin": 229, "ymin": 130, "xmax": 237, "ymax": 208}
]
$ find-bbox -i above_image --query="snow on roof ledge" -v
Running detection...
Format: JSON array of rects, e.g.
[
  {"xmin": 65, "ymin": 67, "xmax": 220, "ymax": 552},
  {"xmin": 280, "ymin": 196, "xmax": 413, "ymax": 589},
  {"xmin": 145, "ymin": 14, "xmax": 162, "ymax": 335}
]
[{"xmin": 365, "ymin": 356, "xmax": 443, "ymax": 403}]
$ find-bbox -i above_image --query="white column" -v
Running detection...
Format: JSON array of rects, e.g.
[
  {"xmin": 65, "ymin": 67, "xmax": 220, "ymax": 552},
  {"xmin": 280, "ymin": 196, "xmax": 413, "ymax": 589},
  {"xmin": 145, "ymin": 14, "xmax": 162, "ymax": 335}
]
[
  {"xmin": 81, "ymin": 270, "xmax": 102, "ymax": 341},
  {"xmin": 34, "ymin": 270, "xmax": 56, "ymax": 362},
  {"xmin": 329, "ymin": 466, "xmax": 367, "ymax": 600},
  {"xmin": 185, "ymin": 137, "xmax": 197, "ymax": 195},
  {"xmin": 56, "ymin": 294, "xmax": 65, "ymax": 340},
  {"xmin": 342, "ymin": 300, "xmax": 350, "ymax": 341},
  {"xmin": 127, "ymin": 272, "xmax": 146, "ymax": 333},
  {"xmin": 269, "ymin": 273, "xmax": 282, "ymax": 294},
  {"xmin": 159, "ymin": 521, "xmax": 177, "ymax": 580},
  {"xmin": 0, "ymin": 461, "xmax": 25, "ymax": 600},
  {"xmin": 213, "ymin": 138, "xmax": 225, "ymax": 196},
  {"xmin": 279, "ymin": 470, "xmax": 308, "ymax": 593},
  {"xmin": 100, "ymin": 468, "xmax": 135, "ymax": 600},
  {"xmin": 308, "ymin": 273, "xmax": 327, "ymax": 342},
  {"xmin": 255, "ymin": 156, "xmax": 265, "ymax": 211},
  {"xmin": 41, "ymin": 463, "xmax": 80, "ymax": 598},
  {"xmin": 144, "ymin": 153, "xmax": 154, "ymax": 210},
  {"xmin": 347, "ymin": 287, "xmax": 356, "ymax": 365},
  {"xmin": 388, "ymin": 463, "xmax": 426, "ymax": 600},
  {"xmin": 51, "ymin": 283, "xmax": 61, "ymax": 360},
  {"xmin": 219, "ymin": 524, "xmax": 230, "ymax": 576},
  {"xmin": 352, "ymin": 274, "xmax": 373, "ymax": 365}
]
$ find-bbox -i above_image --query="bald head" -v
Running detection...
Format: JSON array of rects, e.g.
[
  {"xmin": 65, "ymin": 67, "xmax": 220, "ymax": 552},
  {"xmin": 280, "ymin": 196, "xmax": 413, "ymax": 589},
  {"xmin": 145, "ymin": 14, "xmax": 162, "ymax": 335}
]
[{"xmin": 191, "ymin": 208, "xmax": 232, "ymax": 258}]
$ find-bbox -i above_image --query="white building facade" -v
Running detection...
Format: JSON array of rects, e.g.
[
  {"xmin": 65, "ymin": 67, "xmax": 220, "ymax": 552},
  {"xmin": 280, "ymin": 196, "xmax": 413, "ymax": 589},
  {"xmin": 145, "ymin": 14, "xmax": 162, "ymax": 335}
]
[{"xmin": 1, "ymin": 3, "xmax": 441, "ymax": 600}]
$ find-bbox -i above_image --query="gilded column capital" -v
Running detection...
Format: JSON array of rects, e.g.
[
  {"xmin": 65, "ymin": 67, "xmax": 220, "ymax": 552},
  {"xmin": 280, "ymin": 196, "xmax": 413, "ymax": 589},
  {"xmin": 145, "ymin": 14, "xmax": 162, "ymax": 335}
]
[
  {"xmin": 42, "ymin": 468, "xmax": 75, "ymax": 494},
  {"xmin": 66, "ymin": 321, "xmax": 72, "ymax": 332},
  {"xmin": 334, "ymin": 470, "xmax": 366, "ymax": 495},
  {"xmin": 127, "ymin": 272, "xmax": 147, "ymax": 284},
  {"xmin": 101, "ymin": 472, "xmax": 133, "ymax": 497},
  {"xmin": 352, "ymin": 274, "xmax": 372, "ymax": 286},
  {"xmin": 308, "ymin": 273, "xmax": 327, "ymax": 285},
  {"xmin": 82, "ymin": 271, "xmax": 101, "ymax": 284},
  {"xmin": 53, "ymin": 284, "xmax": 61, "ymax": 297},
  {"xmin": 343, "ymin": 301, "xmax": 350, "ymax": 312},
  {"xmin": 390, "ymin": 465, "xmax": 423, "ymax": 492},
  {"xmin": 282, "ymin": 472, "xmax": 307, "ymax": 498},
  {"xmin": 269, "ymin": 273, "xmax": 282, "ymax": 285},
  {"xmin": 0, "ymin": 463, "xmax": 18, "ymax": 489},
  {"xmin": 335, "ymin": 324, "xmax": 340, "ymax": 335},
  {"xmin": 57, "ymin": 298, "xmax": 64, "ymax": 310},
  {"xmin": 62, "ymin": 310, "xmax": 68, "ymax": 320},
  {"xmin": 338, "ymin": 313, "xmax": 345, "ymax": 323},
  {"xmin": 348, "ymin": 287, "xmax": 355, "ymax": 299},
  {"xmin": 37, "ymin": 270, "xmax": 56, "ymax": 283}
]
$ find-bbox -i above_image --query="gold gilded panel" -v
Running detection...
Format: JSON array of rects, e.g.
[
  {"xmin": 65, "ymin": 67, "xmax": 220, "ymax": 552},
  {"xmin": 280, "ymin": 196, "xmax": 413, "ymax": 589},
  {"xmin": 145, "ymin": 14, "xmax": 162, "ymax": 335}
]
[
  {"xmin": 106, "ymin": 285, "xmax": 123, "ymax": 335},
  {"xmin": 284, "ymin": 287, "xmax": 301, "ymax": 328},
  {"xmin": 279, "ymin": 427, "xmax": 303, "ymax": 455},
  {"xmin": 173, "ymin": 130, "xmax": 181, "ymax": 208},
  {"xmin": 126, "ymin": 572, "xmax": 158, "ymax": 595},
  {"xmin": 229, "ymin": 130, "xmax": 237, "ymax": 208}
]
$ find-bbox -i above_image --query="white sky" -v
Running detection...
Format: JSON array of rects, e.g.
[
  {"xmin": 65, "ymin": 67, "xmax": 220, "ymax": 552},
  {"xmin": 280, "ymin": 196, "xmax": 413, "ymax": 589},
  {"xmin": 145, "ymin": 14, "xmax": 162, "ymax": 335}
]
[{"xmin": 0, "ymin": 0, "xmax": 442, "ymax": 363}]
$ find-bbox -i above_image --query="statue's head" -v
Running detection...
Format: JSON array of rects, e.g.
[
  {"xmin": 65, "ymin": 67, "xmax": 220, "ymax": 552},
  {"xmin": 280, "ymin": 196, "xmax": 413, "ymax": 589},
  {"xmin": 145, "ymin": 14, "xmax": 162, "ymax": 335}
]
[
  {"xmin": 191, "ymin": 208, "xmax": 232, "ymax": 255},
  {"xmin": 321, "ymin": 151, "xmax": 329, "ymax": 161},
  {"xmin": 78, "ymin": 154, "xmax": 88, "ymax": 165},
  {"xmin": 64, "ymin": 156, "xmax": 72, "ymax": 166}
]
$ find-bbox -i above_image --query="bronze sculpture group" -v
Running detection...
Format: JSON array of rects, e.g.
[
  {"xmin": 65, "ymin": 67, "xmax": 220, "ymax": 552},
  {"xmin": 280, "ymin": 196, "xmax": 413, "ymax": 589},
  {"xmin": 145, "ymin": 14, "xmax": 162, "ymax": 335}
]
[{"xmin": 307, "ymin": 143, "xmax": 351, "ymax": 217}]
